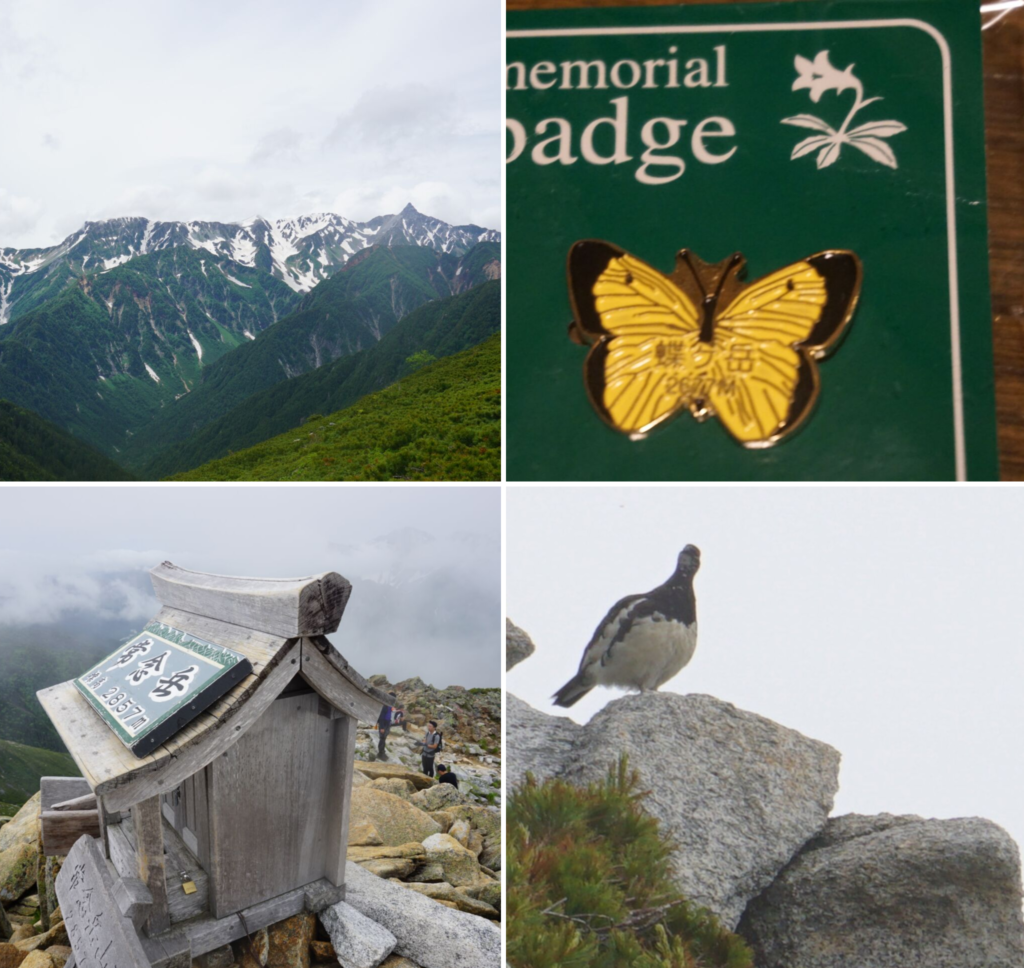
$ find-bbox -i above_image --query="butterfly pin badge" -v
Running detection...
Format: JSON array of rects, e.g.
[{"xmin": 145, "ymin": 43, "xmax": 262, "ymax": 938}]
[{"xmin": 567, "ymin": 241, "xmax": 862, "ymax": 448}]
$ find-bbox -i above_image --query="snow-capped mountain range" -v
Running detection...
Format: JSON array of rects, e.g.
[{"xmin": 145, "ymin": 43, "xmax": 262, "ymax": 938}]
[{"xmin": 0, "ymin": 204, "xmax": 499, "ymax": 324}]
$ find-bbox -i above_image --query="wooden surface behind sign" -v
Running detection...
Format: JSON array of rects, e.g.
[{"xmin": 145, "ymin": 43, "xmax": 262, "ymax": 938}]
[
  {"xmin": 56, "ymin": 835, "xmax": 151, "ymax": 968},
  {"xmin": 507, "ymin": 0, "xmax": 1024, "ymax": 479}
]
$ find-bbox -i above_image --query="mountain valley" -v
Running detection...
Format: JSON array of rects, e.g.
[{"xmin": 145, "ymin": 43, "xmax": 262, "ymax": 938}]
[{"xmin": 0, "ymin": 205, "xmax": 501, "ymax": 480}]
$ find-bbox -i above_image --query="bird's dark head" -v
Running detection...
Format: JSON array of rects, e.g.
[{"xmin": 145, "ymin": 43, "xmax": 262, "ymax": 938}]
[{"xmin": 676, "ymin": 545, "xmax": 701, "ymax": 578}]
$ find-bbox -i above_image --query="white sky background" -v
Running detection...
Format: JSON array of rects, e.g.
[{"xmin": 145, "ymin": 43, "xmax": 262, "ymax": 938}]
[
  {"xmin": 0, "ymin": 0, "xmax": 500, "ymax": 248},
  {"xmin": 0, "ymin": 484, "xmax": 501, "ymax": 686},
  {"xmin": 507, "ymin": 486, "xmax": 1024, "ymax": 857}
]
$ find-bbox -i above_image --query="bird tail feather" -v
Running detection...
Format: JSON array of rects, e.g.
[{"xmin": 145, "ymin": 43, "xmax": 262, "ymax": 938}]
[{"xmin": 553, "ymin": 674, "xmax": 592, "ymax": 707}]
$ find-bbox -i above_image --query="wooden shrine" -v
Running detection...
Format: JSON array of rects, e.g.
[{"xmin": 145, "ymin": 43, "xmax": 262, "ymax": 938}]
[{"xmin": 36, "ymin": 562, "xmax": 392, "ymax": 968}]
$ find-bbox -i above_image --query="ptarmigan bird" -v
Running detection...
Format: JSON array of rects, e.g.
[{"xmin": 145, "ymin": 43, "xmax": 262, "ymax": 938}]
[{"xmin": 553, "ymin": 545, "xmax": 700, "ymax": 707}]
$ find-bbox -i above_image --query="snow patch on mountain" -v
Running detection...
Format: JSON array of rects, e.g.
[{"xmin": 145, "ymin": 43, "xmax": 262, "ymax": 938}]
[
  {"xmin": 0, "ymin": 277, "xmax": 12, "ymax": 325},
  {"xmin": 0, "ymin": 206, "xmax": 499, "ymax": 310},
  {"xmin": 218, "ymin": 266, "xmax": 252, "ymax": 289}
]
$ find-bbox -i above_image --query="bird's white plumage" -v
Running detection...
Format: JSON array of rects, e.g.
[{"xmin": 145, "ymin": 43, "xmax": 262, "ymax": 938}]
[{"xmin": 581, "ymin": 613, "xmax": 698, "ymax": 692}]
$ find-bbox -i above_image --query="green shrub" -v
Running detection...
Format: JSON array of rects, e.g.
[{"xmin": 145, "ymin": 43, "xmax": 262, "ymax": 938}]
[
  {"xmin": 404, "ymin": 349, "xmax": 437, "ymax": 374},
  {"xmin": 507, "ymin": 758, "xmax": 753, "ymax": 968}
]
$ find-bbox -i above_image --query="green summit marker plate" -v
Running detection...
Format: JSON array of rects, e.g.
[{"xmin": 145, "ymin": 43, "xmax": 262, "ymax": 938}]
[
  {"xmin": 75, "ymin": 622, "xmax": 252, "ymax": 757},
  {"xmin": 506, "ymin": 0, "xmax": 997, "ymax": 481}
]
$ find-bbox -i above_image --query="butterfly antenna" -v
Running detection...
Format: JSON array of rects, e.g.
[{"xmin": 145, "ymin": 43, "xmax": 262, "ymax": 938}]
[
  {"xmin": 713, "ymin": 253, "xmax": 744, "ymax": 301},
  {"xmin": 680, "ymin": 250, "xmax": 708, "ymax": 298}
]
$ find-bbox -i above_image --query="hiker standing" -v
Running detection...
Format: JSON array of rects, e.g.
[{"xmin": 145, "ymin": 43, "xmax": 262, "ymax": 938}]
[
  {"xmin": 420, "ymin": 720, "xmax": 441, "ymax": 776},
  {"xmin": 376, "ymin": 692, "xmax": 397, "ymax": 760}
]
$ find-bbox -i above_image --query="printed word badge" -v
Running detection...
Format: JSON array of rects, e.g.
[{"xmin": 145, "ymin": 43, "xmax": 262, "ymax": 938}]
[{"xmin": 506, "ymin": 0, "xmax": 998, "ymax": 481}]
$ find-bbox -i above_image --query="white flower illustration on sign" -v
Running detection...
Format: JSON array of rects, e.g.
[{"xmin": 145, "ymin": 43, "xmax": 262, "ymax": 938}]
[{"xmin": 782, "ymin": 51, "xmax": 907, "ymax": 170}]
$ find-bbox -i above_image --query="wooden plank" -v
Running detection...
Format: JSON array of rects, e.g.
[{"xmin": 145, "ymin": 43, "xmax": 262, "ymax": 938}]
[
  {"xmin": 157, "ymin": 883, "xmax": 309, "ymax": 961},
  {"xmin": 194, "ymin": 767, "xmax": 210, "ymax": 866},
  {"xmin": 324, "ymin": 714, "xmax": 357, "ymax": 888},
  {"xmin": 41, "ymin": 777, "xmax": 93, "ymax": 811},
  {"xmin": 184, "ymin": 775, "xmax": 195, "ymax": 835},
  {"xmin": 107, "ymin": 823, "xmax": 136, "ymax": 883},
  {"xmin": 307, "ymin": 636, "xmax": 393, "ymax": 706},
  {"xmin": 113, "ymin": 876, "xmax": 153, "ymax": 931},
  {"xmin": 141, "ymin": 931, "xmax": 191, "ymax": 968},
  {"xmin": 40, "ymin": 634, "xmax": 300, "ymax": 813},
  {"xmin": 160, "ymin": 819, "xmax": 209, "ymax": 925},
  {"xmin": 150, "ymin": 562, "xmax": 352, "ymax": 637},
  {"xmin": 95, "ymin": 794, "xmax": 110, "ymax": 860},
  {"xmin": 300, "ymin": 639, "xmax": 381, "ymax": 723},
  {"xmin": 131, "ymin": 796, "xmax": 170, "ymax": 936},
  {"xmin": 110, "ymin": 817, "xmax": 209, "ymax": 926},
  {"xmin": 207, "ymin": 689, "xmax": 332, "ymax": 918},
  {"xmin": 41, "ymin": 810, "xmax": 101, "ymax": 855},
  {"xmin": 56, "ymin": 834, "xmax": 151, "ymax": 968},
  {"xmin": 51, "ymin": 794, "xmax": 97, "ymax": 812},
  {"xmin": 42, "ymin": 776, "xmax": 101, "ymax": 859}
]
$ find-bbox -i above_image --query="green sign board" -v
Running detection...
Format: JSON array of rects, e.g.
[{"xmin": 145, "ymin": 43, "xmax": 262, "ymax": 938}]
[
  {"xmin": 506, "ymin": 0, "xmax": 997, "ymax": 480},
  {"xmin": 75, "ymin": 621, "xmax": 252, "ymax": 757}
]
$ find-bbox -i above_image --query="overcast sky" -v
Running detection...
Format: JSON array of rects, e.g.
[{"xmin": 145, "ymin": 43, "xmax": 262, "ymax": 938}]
[
  {"xmin": 0, "ymin": 0, "xmax": 499, "ymax": 248},
  {"xmin": 508, "ymin": 486, "xmax": 1024, "ymax": 860},
  {"xmin": 0, "ymin": 484, "xmax": 501, "ymax": 687}
]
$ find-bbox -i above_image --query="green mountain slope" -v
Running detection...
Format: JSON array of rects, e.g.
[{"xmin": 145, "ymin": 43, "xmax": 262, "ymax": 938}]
[
  {"xmin": 0, "ymin": 627, "xmax": 120, "ymax": 752},
  {"xmin": 0, "ymin": 400, "xmax": 134, "ymax": 480},
  {"xmin": 144, "ymin": 280, "xmax": 500, "ymax": 477},
  {"xmin": 0, "ymin": 738, "xmax": 79, "ymax": 807},
  {"xmin": 0, "ymin": 248, "xmax": 299, "ymax": 457},
  {"xmin": 119, "ymin": 244, "xmax": 497, "ymax": 471},
  {"xmin": 170, "ymin": 333, "xmax": 500, "ymax": 481},
  {"xmin": 450, "ymin": 241, "xmax": 500, "ymax": 292}
]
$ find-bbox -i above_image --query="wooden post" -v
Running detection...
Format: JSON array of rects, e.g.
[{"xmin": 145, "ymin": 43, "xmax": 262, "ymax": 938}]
[
  {"xmin": 324, "ymin": 714, "xmax": 357, "ymax": 891},
  {"xmin": 131, "ymin": 796, "xmax": 170, "ymax": 936},
  {"xmin": 96, "ymin": 793, "xmax": 109, "ymax": 859},
  {"xmin": 113, "ymin": 877, "xmax": 154, "ymax": 931}
]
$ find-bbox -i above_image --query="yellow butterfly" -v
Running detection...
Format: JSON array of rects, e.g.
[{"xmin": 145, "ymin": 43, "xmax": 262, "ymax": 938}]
[{"xmin": 567, "ymin": 241, "xmax": 862, "ymax": 448}]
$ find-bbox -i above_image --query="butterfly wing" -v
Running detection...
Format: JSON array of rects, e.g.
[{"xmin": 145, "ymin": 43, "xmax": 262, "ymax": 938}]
[
  {"xmin": 708, "ymin": 251, "xmax": 861, "ymax": 447},
  {"xmin": 568, "ymin": 240, "xmax": 701, "ymax": 436}
]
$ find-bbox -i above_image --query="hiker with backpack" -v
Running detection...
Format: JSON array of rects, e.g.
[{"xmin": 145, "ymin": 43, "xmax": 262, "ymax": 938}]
[{"xmin": 420, "ymin": 720, "xmax": 442, "ymax": 776}]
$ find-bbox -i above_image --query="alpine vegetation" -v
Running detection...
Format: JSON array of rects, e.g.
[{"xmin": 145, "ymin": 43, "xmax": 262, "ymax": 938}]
[{"xmin": 507, "ymin": 758, "xmax": 753, "ymax": 968}]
